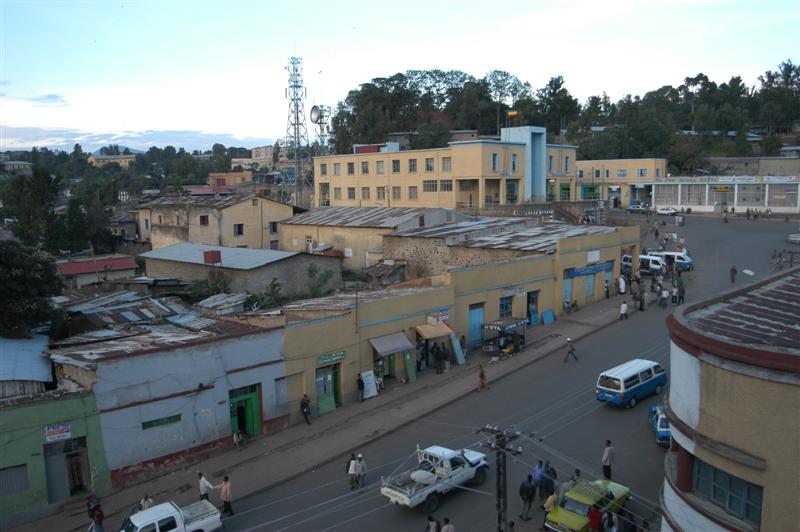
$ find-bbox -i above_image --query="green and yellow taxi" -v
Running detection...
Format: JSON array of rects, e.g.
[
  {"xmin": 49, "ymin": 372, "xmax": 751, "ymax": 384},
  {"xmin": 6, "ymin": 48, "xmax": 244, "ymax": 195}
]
[{"xmin": 544, "ymin": 479, "xmax": 631, "ymax": 532}]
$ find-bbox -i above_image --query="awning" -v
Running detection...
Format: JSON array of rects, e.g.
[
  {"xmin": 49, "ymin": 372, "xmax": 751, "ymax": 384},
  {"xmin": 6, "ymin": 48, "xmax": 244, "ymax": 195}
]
[
  {"xmin": 369, "ymin": 332, "xmax": 414, "ymax": 356},
  {"xmin": 483, "ymin": 317, "xmax": 528, "ymax": 332},
  {"xmin": 413, "ymin": 321, "xmax": 454, "ymax": 340},
  {"xmin": 608, "ymin": 186, "xmax": 621, "ymax": 191}
]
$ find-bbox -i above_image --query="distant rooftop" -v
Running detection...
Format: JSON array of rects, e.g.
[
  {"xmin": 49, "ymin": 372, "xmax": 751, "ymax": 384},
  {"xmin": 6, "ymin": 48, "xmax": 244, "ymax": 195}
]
[
  {"xmin": 56, "ymin": 254, "xmax": 138, "ymax": 276},
  {"xmin": 0, "ymin": 334, "xmax": 51, "ymax": 383},
  {"xmin": 387, "ymin": 217, "xmax": 528, "ymax": 240},
  {"xmin": 283, "ymin": 285, "xmax": 444, "ymax": 311},
  {"xmin": 281, "ymin": 207, "xmax": 438, "ymax": 228},
  {"xmin": 91, "ymin": 154, "xmax": 135, "ymax": 159},
  {"xmin": 680, "ymin": 269, "xmax": 800, "ymax": 354},
  {"xmin": 141, "ymin": 243, "xmax": 299, "ymax": 270},
  {"xmin": 140, "ymin": 193, "xmax": 252, "ymax": 209}
]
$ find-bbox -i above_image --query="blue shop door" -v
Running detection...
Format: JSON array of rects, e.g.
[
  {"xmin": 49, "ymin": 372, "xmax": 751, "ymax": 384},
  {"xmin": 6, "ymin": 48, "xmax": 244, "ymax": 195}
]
[
  {"xmin": 562, "ymin": 278, "xmax": 573, "ymax": 306},
  {"xmin": 606, "ymin": 269, "xmax": 613, "ymax": 291},
  {"xmin": 468, "ymin": 303, "xmax": 484, "ymax": 347},
  {"xmin": 585, "ymin": 274, "xmax": 595, "ymax": 301}
]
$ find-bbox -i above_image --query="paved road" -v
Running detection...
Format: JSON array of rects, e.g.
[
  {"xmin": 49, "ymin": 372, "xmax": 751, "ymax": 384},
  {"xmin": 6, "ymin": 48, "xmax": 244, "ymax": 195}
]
[{"xmin": 221, "ymin": 216, "xmax": 792, "ymax": 532}]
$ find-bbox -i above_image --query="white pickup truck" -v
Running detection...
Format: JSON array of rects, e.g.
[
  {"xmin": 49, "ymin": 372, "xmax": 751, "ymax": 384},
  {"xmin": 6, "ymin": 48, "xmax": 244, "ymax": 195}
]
[
  {"xmin": 380, "ymin": 445, "xmax": 489, "ymax": 513},
  {"xmin": 118, "ymin": 500, "xmax": 222, "ymax": 532}
]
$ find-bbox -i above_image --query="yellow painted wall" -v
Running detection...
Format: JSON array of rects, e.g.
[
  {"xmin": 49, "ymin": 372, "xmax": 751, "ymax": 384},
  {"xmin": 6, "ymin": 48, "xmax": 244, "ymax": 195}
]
[
  {"xmin": 575, "ymin": 159, "xmax": 667, "ymax": 206},
  {"xmin": 218, "ymin": 197, "xmax": 293, "ymax": 248},
  {"xmin": 278, "ymin": 224, "xmax": 387, "ymax": 270},
  {"xmin": 314, "ymin": 143, "xmax": 526, "ymax": 209}
]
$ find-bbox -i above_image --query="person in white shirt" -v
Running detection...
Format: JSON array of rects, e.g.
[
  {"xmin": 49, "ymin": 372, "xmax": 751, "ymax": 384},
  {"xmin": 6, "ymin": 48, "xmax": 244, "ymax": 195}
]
[
  {"xmin": 601, "ymin": 440, "xmax": 615, "ymax": 479},
  {"xmin": 197, "ymin": 471, "xmax": 215, "ymax": 501},
  {"xmin": 619, "ymin": 301, "xmax": 628, "ymax": 320}
]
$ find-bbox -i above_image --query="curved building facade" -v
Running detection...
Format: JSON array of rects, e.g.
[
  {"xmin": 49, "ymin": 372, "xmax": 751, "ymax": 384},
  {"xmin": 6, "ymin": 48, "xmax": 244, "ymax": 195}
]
[{"xmin": 661, "ymin": 269, "xmax": 800, "ymax": 531}]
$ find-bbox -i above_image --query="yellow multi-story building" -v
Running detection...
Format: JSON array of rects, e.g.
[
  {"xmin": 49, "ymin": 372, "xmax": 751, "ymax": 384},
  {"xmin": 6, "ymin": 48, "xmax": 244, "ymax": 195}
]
[
  {"xmin": 575, "ymin": 158, "xmax": 667, "ymax": 207},
  {"xmin": 87, "ymin": 154, "xmax": 136, "ymax": 169},
  {"xmin": 545, "ymin": 144, "xmax": 579, "ymax": 201}
]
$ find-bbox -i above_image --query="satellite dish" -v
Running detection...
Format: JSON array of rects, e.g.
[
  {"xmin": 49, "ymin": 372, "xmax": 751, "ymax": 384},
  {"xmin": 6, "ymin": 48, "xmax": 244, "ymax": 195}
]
[{"xmin": 310, "ymin": 105, "xmax": 321, "ymax": 124}]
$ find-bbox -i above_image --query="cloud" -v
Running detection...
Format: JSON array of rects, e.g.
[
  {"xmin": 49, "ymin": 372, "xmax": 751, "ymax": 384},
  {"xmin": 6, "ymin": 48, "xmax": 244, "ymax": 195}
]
[{"xmin": 25, "ymin": 93, "xmax": 69, "ymax": 106}]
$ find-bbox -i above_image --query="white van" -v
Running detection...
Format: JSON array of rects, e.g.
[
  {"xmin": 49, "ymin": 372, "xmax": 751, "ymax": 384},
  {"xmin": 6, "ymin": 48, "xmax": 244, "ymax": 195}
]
[
  {"xmin": 650, "ymin": 251, "xmax": 694, "ymax": 272},
  {"xmin": 637, "ymin": 255, "xmax": 666, "ymax": 276},
  {"xmin": 596, "ymin": 359, "xmax": 668, "ymax": 408}
]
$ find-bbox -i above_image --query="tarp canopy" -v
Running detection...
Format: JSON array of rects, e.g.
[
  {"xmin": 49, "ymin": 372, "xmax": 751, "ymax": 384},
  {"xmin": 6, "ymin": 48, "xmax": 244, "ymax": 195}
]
[
  {"xmin": 483, "ymin": 317, "xmax": 528, "ymax": 332},
  {"xmin": 413, "ymin": 321, "xmax": 453, "ymax": 340},
  {"xmin": 369, "ymin": 332, "xmax": 414, "ymax": 356}
]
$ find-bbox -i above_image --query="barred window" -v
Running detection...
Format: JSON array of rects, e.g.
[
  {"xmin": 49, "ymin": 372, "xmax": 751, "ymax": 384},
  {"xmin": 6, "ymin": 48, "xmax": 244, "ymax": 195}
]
[
  {"xmin": 333, "ymin": 163, "xmax": 341, "ymax": 176},
  {"xmin": 694, "ymin": 458, "xmax": 762, "ymax": 526},
  {"xmin": 408, "ymin": 186, "xmax": 418, "ymax": 199},
  {"xmin": 408, "ymin": 159, "xmax": 417, "ymax": 173},
  {"xmin": 376, "ymin": 187, "xmax": 386, "ymax": 200},
  {"xmin": 654, "ymin": 184, "xmax": 679, "ymax": 204},
  {"xmin": 442, "ymin": 157, "xmax": 452, "ymax": 172},
  {"xmin": 347, "ymin": 187, "xmax": 356, "ymax": 200},
  {"xmin": 767, "ymin": 183, "xmax": 798, "ymax": 207},
  {"xmin": 347, "ymin": 162, "xmax": 355, "ymax": 175},
  {"xmin": 361, "ymin": 187, "xmax": 370, "ymax": 200},
  {"xmin": 392, "ymin": 186, "xmax": 401, "ymax": 200},
  {"xmin": 440, "ymin": 180, "xmax": 453, "ymax": 192},
  {"xmin": 616, "ymin": 169, "xmax": 627, "ymax": 177},
  {"xmin": 391, "ymin": 160, "xmax": 400, "ymax": 173},
  {"xmin": 680, "ymin": 184, "xmax": 705, "ymax": 205},
  {"xmin": 425, "ymin": 158, "xmax": 434, "ymax": 172},
  {"xmin": 333, "ymin": 187, "xmax": 341, "ymax": 200},
  {"xmin": 423, "ymin": 180, "xmax": 438, "ymax": 192},
  {"xmin": 360, "ymin": 161, "xmax": 369, "ymax": 175},
  {"xmin": 737, "ymin": 184, "xmax": 765, "ymax": 206},
  {"xmin": 376, "ymin": 160, "xmax": 385, "ymax": 174},
  {"xmin": 320, "ymin": 163, "xmax": 327, "ymax": 176}
]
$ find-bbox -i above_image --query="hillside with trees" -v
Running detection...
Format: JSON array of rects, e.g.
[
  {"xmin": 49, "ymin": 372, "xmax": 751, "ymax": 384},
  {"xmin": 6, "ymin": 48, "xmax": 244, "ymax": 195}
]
[{"xmin": 329, "ymin": 60, "xmax": 800, "ymax": 174}]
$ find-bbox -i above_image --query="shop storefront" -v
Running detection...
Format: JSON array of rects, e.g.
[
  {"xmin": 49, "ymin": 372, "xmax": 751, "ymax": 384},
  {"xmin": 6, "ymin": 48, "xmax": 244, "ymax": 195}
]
[
  {"xmin": 414, "ymin": 320, "xmax": 458, "ymax": 371},
  {"xmin": 563, "ymin": 260, "xmax": 615, "ymax": 305},
  {"xmin": 369, "ymin": 332, "xmax": 416, "ymax": 384},
  {"xmin": 315, "ymin": 351, "xmax": 344, "ymax": 415},
  {"xmin": 482, "ymin": 317, "xmax": 528, "ymax": 355}
]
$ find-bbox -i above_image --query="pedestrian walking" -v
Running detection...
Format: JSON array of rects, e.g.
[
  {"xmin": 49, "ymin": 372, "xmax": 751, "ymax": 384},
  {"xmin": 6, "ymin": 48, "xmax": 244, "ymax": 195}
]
[
  {"xmin": 654, "ymin": 228, "xmax": 659, "ymax": 241},
  {"xmin": 87, "ymin": 508, "xmax": 105, "ymax": 532},
  {"xmin": 532, "ymin": 460, "xmax": 545, "ymax": 499},
  {"xmin": 540, "ymin": 461, "xmax": 556, "ymax": 498},
  {"xmin": 604, "ymin": 280, "xmax": 610, "ymax": 299},
  {"xmin": 562, "ymin": 338, "xmax": 578, "ymax": 362},
  {"xmin": 660, "ymin": 287, "xmax": 669, "ymax": 309},
  {"xmin": 138, "ymin": 493, "xmax": 154, "ymax": 512},
  {"xmin": 346, "ymin": 453, "xmax": 358, "ymax": 489},
  {"xmin": 300, "ymin": 394, "xmax": 311, "ymax": 425},
  {"xmin": 541, "ymin": 491, "xmax": 557, "ymax": 531},
  {"xmin": 441, "ymin": 517, "xmax": 455, "ymax": 532},
  {"xmin": 197, "ymin": 471, "xmax": 215, "ymax": 501},
  {"xmin": 730, "ymin": 265, "xmax": 737, "ymax": 283},
  {"xmin": 477, "ymin": 364, "xmax": 489, "ymax": 392},
  {"xmin": 425, "ymin": 514, "xmax": 441, "ymax": 532},
  {"xmin": 671, "ymin": 286, "xmax": 678, "ymax": 305},
  {"xmin": 618, "ymin": 275, "xmax": 626, "ymax": 295},
  {"xmin": 619, "ymin": 301, "xmax": 628, "ymax": 320},
  {"xmin": 678, "ymin": 284, "xmax": 685, "ymax": 305},
  {"xmin": 233, "ymin": 429, "xmax": 246, "ymax": 449},
  {"xmin": 355, "ymin": 453, "xmax": 367, "ymax": 487},
  {"xmin": 602, "ymin": 440, "xmax": 615, "ymax": 480},
  {"xmin": 518, "ymin": 474, "xmax": 534, "ymax": 521},
  {"xmin": 357, "ymin": 374, "xmax": 365, "ymax": 402},
  {"xmin": 216, "ymin": 475, "xmax": 234, "ymax": 516}
]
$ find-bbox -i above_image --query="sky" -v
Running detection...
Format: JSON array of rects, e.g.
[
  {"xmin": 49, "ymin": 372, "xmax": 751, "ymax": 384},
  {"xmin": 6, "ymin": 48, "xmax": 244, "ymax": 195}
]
[{"xmin": 0, "ymin": 0, "xmax": 798, "ymax": 150}]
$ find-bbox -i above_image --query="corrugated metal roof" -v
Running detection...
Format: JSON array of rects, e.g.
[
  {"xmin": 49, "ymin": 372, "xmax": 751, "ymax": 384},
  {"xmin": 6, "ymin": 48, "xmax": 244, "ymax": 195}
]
[
  {"xmin": 141, "ymin": 193, "xmax": 251, "ymax": 209},
  {"xmin": 388, "ymin": 217, "xmax": 528, "ymax": 239},
  {"xmin": 197, "ymin": 293, "xmax": 249, "ymax": 310},
  {"xmin": 0, "ymin": 335, "xmax": 52, "ymax": 382},
  {"xmin": 461, "ymin": 224, "xmax": 616, "ymax": 253},
  {"xmin": 685, "ymin": 270, "xmax": 800, "ymax": 352},
  {"xmin": 281, "ymin": 207, "xmax": 432, "ymax": 228},
  {"xmin": 141, "ymin": 243, "xmax": 298, "ymax": 270},
  {"xmin": 56, "ymin": 255, "xmax": 138, "ymax": 276},
  {"xmin": 283, "ymin": 285, "xmax": 442, "ymax": 311}
]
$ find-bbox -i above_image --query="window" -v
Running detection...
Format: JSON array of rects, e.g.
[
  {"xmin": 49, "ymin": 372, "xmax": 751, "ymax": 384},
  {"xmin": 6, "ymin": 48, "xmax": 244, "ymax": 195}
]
[
  {"xmin": 605, "ymin": 169, "xmax": 610, "ymax": 178},
  {"xmin": 636, "ymin": 168, "xmax": 648, "ymax": 177},
  {"xmin": 491, "ymin": 153, "xmax": 499, "ymax": 172},
  {"xmin": 361, "ymin": 187, "xmax": 370, "ymax": 200},
  {"xmin": 694, "ymin": 458, "xmax": 762, "ymax": 526},
  {"xmin": 442, "ymin": 157, "xmax": 452, "ymax": 172},
  {"xmin": 499, "ymin": 296, "xmax": 513, "ymax": 318},
  {"xmin": 376, "ymin": 160, "xmax": 385, "ymax": 174},
  {"xmin": 376, "ymin": 187, "xmax": 386, "ymax": 200},
  {"xmin": 347, "ymin": 162, "xmax": 355, "ymax": 175},
  {"xmin": 333, "ymin": 163, "xmax": 341, "ymax": 176},
  {"xmin": 616, "ymin": 169, "xmax": 627, "ymax": 178},
  {"xmin": 548, "ymin": 155, "xmax": 554, "ymax": 173},
  {"xmin": 408, "ymin": 186, "xmax": 418, "ymax": 200},
  {"xmin": 320, "ymin": 163, "xmax": 327, "ymax": 176},
  {"xmin": 392, "ymin": 186, "xmax": 401, "ymax": 200},
  {"xmin": 564, "ymin": 156, "xmax": 570, "ymax": 173},
  {"xmin": 623, "ymin": 375, "xmax": 640, "ymax": 389},
  {"xmin": 333, "ymin": 187, "xmax": 341, "ymax": 200},
  {"xmin": 142, "ymin": 413, "xmax": 181, "ymax": 430},
  {"xmin": 0, "ymin": 464, "xmax": 29, "ymax": 495},
  {"xmin": 233, "ymin": 224, "xmax": 244, "ymax": 236},
  {"xmin": 506, "ymin": 180, "xmax": 519, "ymax": 203},
  {"xmin": 269, "ymin": 240, "xmax": 279, "ymax": 250},
  {"xmin": 305, "ymin": 234, "xmax": 313, "ymax": 248},
  {"xmin": 440, "ymin": 180, "xmax": 453, "ymax": 192},
  {"xmin": 639, "ymin": 368, "xmax": 653, "ymax": 381},
  {"xmin": 577, "ymin": 170, "xmax": 584, "ymax": 178},
  {"xmin": 347, "ymin": 187, "xmax": 356, "ymax": 200},
  {"xmin": 656, "ymin": 168, "xmax": 661, "ymax": 177},
  {"xmin": 512, "ymin": 153, "xmax": 518, "ymax": 172},
  {"xmin": 459, "ymin": 181, "xmax": 476, "ymax": 191},
  {"xmin": 423, "ymin": 180, "xmax": 438, "ymax": 192},
  {"xmin": 157, "ymin": 516, "xmax": 178, "ymax": 532},
  {"xmin": 199, "ymin": 215, "xmax": 209, "ymax": 226},
  {"xmin": 145, "ymin": 218, "xmax": 149, "ymax": 229},
  {"xmin": 425, "ymin": 157, "xmax": 434, "ymax": 172},
  {"xmin": 158, "ymin": 215, "xmax": 162, "ymax": 224},
  {"xmin": 252, "ymin": 198, "xmax": 258, "ymax": 206},
  {"xmin": 361, "ymin": 161, "xmax": 369, "ymax": 174},
  {"xmin": 408, "ymin": 159, "xmax": 417, "ymax": 173},
  {"xmin": 269, "ymin": 222, "xmax": 278, "ymax": 233},
  {"xmin": 391, "ymin": 159, "xmax": 400, "ymax": 173},
  {"xmin": 653, "ymin": 364, "xmax": 665, "ymax": 375},
  {"xmin": 274, "ymin": 377, "xmax": 288, "ymax": 407},
  {"xmin": 594, "ymin": 169, "xmax": 601, "ymax": 179}
]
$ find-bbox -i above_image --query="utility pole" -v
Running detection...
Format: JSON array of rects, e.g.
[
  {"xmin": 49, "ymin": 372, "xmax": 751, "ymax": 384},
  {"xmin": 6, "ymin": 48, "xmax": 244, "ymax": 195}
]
[{"xmin": 478, "ymin": 425, "xmax": 521, "ymax": 532}]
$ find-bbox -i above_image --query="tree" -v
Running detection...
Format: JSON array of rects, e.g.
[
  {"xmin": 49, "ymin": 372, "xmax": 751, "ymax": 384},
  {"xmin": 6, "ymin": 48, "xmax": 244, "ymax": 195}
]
[
  {"xmin": 762, "ymin": 135, "xmax": 783, "ymax": 156},
  {"xmin": 411, "ymin": 121, "xmax": 450, "ymax": 149},
  {"xmin": 306, "ymin": 263, "xmax": 333, "ymax": 298},
  {"xmin": 0, "ymin": 241, "xmax": 63, "ymax": 338},
  {"xmin": 1, "ymin": 165, "xmax": 61, "ymax": 245},
  {"xmin": 486, "ymin": 70, "xmax": 513, "ymax": 134},
  {"xmin": 99, "ymin": 144, "xmax": 121, "ymax": 155},
  {"xmin": 536, "ymin": 76, "xmax": 581, "ymax": 135}
]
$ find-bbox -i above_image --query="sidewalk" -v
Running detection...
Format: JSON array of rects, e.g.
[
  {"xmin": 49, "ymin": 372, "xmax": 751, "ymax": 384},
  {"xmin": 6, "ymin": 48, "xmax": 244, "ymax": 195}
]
[{"xmin": 15, "ymin": 295, "xmax": 638, "ymax": 532}]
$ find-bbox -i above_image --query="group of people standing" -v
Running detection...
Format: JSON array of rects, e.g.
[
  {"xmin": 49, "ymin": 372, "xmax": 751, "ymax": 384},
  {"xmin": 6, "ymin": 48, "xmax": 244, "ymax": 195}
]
[
  {"xmin": 197, "ymin": 471, "xmax": 234, "ymax": 517},
  {"xmin": 518, "ymin": 459, "xmax": 558, "ymax": 528}
]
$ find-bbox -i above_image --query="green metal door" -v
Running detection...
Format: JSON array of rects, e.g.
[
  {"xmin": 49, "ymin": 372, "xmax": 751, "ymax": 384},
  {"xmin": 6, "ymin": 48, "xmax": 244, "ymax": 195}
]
[
  {"xmin": 229, "ymin": 385, "xmax": 261, "ymax": 436},
  {"xmin": 316, "ymin": 366, "xmax": 337, "ymax": 415},
  {"xmin": 404, "ymin": 350, "xmax": 416, "ymax": 382}
]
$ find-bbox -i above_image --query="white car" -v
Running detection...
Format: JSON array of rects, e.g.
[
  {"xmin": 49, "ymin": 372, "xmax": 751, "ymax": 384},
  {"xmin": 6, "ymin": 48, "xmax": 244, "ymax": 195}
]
[{"xmin": 656, "ymin": 207, "xmax": 678, "ymax": 216}]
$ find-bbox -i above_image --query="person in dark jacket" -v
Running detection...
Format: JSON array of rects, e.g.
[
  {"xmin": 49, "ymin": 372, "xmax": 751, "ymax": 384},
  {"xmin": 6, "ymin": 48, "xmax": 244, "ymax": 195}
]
[
  {"xmin": 518, "ymin": 474, "xmax": 534, "ymax": 521},
  {"xmin": 300, "ymin": 394, "xmax": 311, "ymax": 425},
  {"xmin": 357, "ymin": 375, "xmax": 365, "ymax": 402}
]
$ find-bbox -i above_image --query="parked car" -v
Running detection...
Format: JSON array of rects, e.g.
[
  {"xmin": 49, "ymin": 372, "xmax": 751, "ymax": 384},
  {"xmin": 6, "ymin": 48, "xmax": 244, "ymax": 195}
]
[
  {"xmin": 380, "ymin": 445, "xmax": 488, "ymax": 512},
  {"xmin": 648, "ymin": 405, "xmax": 672, "ymax": 446},
  {"xmin": 118, "ymin": 501, "xmax": 222, "ymax": 532},
  {"xmin": 627, "ymin": 204, "xmax": 648, "ymax": 214},
  {"xmin": 544, "ymin": 479, "xmax": 631, "ymax": 531},
  {"xmin": 656, "ymin": 207, "xmax": 678, "ymax": 216},
  {"xmin": 596, "ymin": 359, "xmax": 667, "ymax": 408}
]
